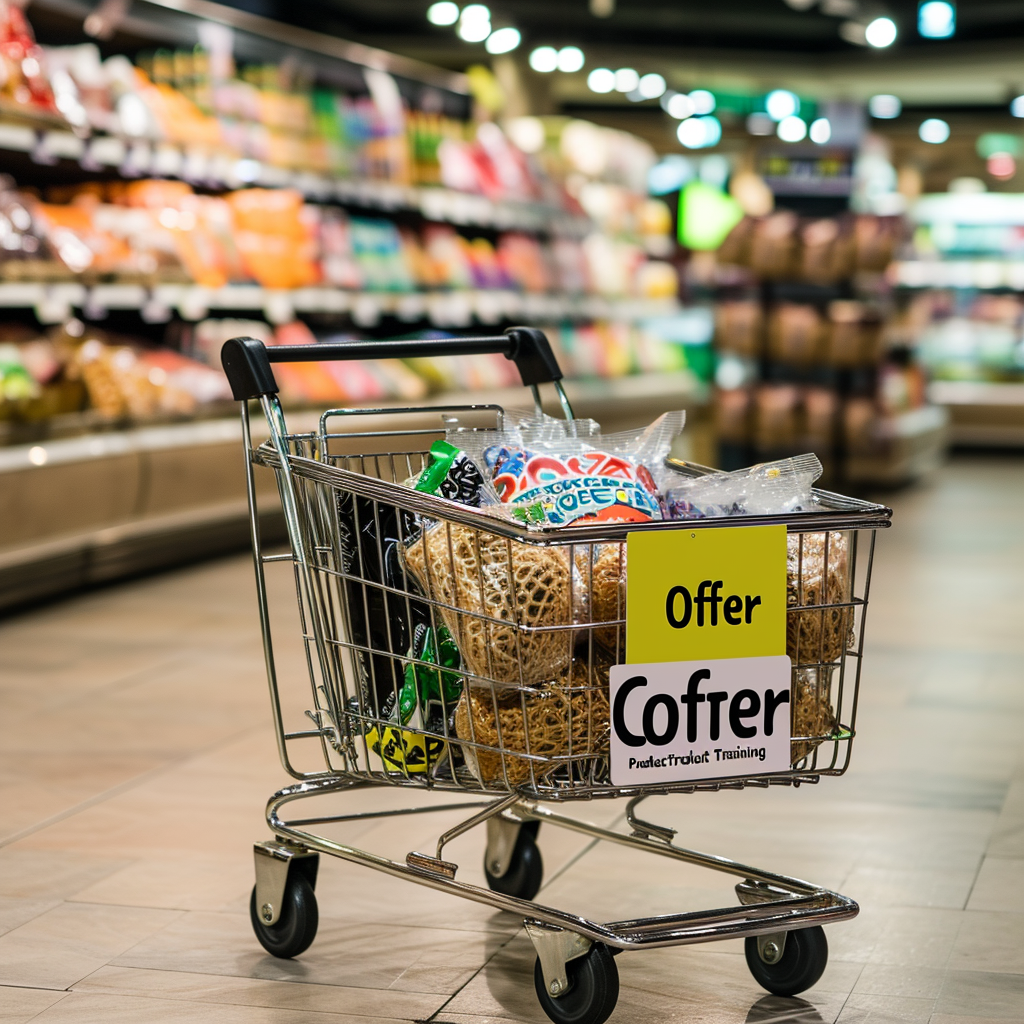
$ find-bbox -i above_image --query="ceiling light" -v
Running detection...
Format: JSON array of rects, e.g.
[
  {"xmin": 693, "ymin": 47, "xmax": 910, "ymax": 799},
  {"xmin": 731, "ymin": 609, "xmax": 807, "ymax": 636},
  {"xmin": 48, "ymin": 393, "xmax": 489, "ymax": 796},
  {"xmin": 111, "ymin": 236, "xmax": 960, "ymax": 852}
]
[
  {"xmin": 485, "ymin": 26, "xmax": 521, "ymax": 53},
  {"xmin": 919, "ymin": 117, "xmax": 950, "ymax": 144},
  {"xmin": 919, "ymin": 1, "xmax": 955, "ymax": 38},
  {"xmin": 458, "ymin": 4, "xmax": 491, "ymax": 41},
  {"xmin": 689, "ymin": 89, "xmax": 716, "ymax": 115},
  {"xmin": 1011, "ymin": 96, "xmax": 1024, "ymax": 118},
  {"xmin": 666, "ymin": 93, "xmax": 695, "ymax": 119},
  {"xmin": 865, "ymin": 16, "xmax": 897, "ymax": 47},
  {"xmin": 869, "ymin": 94, "xmax": 902, "ymax": 118},
  {"xmin": 529, "ymin": 46, "xmax": 559, "ymax": 72},
  {"xmin": 810, "ymin": 117, "xmax": 831, "ymax": 144},
  {"xmin": 614, "ymin": 67, "xmax": 639, "ymax": 92},
  {"xmin": 783, "ymin": 0, "xmax": 818, "ymax": 8},
  {"xmin": 638, "ymin": 73, "xmax": 666, "ymax": 99},
  {"xmin": 557, "ymin": 46, "xmax": 585, "ymax": 72},
  {"xmin": 746, "ymin": 112, "xmax": 775, "ymax": 135},
  {"xmin": 778, "ymin": 115, "xmax": 807, "ymax": 142},
  {"xmin": 587, "ymin": 67, "xmax": 615, "ymax": 93},
  {"xmin": 678, "ymin": 115, "xmax": 721, "ymax": 149},
  {"xmin": 766, "ymin": 89, "xmax": 799, "ymax": 121},
  {"xmin": 427, "ymin": 2, "xmax": 459, "ymax": 26}
]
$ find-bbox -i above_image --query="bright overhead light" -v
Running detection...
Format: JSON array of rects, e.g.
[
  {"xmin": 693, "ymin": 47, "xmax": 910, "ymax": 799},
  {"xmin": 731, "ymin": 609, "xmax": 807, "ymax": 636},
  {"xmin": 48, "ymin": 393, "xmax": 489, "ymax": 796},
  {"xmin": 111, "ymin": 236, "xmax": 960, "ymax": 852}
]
[
  {"xmin": 614, "ymin": 67, "xmax": 639, "ymax": 92},
  {"xmin": 678, "ymin": 115, "xmax": 721, "ymax": 149},
  {"xmin": 427, "ymin": 2, "xmax": 459, "ymax": 25},
  {"xmin": 529, "ymin": 46, "xmax": 559, "ymax": 72},
  {"xmin": 557, "ymin": 46, "xmax": 585, "ymax": 72},
  {"xmin": 919, "ymin": 117, "xmax": 950, "ymax": 143},
  {"xmin": 766, "ymin": 89, "xmax": 798, "ymax": 121},
  {"xmin": 458, "ymin": 4, "xmax": 491, "ymax": 41},
  {"xmin": 809, "ymin": 117, "xmax": 831, "ymax": 144},
  {"xmin": 688, "ymin": 89, "xmax": 715, "ymax": 115},
  {"xmin": 486, "ymin": 27, "xmax": 521, "ymax": 53},
  {"xmin": 865, "ymin": 16, "xmax": 897, "ymax": 47},
  {"xmin": 869, "ymin": 94, "xmax": 902, "ymax": 119},
  {"xmin": 638, "ymin": 73, "xmax": 666, "ymax": 99},
  {"xmin": 587, "ymin": 67, "xmax": 615, "ymax": 93},
  {"xmin": 919, "ymin": 1, "xmax": 955, "ymax": 38},
  {"xmin": 1011, "ymin": 95, "xmax": 1024, "ymax": 118},
  {"xmin": 777, "ymin": 115, "xmax": 807, "ymax": 142},
  {"xmin": 666, "ymin": 93, "xmax": 695, "ymax": 119}
]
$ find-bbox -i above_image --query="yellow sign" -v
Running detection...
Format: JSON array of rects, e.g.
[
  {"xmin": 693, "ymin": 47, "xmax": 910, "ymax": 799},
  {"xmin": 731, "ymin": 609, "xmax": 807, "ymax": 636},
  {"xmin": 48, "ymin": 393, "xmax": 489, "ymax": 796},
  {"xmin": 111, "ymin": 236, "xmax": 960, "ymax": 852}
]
[{"xmin": 626, "ymin": 525, "xmax": 786, "ymax": 663}]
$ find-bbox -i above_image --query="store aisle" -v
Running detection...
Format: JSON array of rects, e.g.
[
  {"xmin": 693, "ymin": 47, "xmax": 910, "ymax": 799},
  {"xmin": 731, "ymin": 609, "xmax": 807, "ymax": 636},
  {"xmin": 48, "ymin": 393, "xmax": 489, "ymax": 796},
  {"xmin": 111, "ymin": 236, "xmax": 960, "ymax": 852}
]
[{"xmin": 1, "ymin": 456, "xmax": 1022, "ymax": 1024}]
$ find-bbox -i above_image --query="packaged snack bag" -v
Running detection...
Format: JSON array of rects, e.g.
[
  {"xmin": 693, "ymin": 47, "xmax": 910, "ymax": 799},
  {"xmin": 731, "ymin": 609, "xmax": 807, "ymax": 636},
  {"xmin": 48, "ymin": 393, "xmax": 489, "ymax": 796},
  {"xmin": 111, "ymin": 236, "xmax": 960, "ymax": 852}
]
[{"xmin": 458, "ymin": 410, "xmax": 684, "ymax": 528}]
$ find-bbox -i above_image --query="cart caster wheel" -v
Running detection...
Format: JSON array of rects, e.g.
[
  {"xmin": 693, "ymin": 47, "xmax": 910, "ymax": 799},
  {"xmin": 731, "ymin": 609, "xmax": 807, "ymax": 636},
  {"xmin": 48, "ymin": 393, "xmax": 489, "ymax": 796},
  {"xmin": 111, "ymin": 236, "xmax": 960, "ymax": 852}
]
[
  {"xmin": 484, "ymin": 824, "xmax": 543, "ymax": 901},
  {"xmin": 745, "ymin": 926, "xmax": 828, "ymax": 997},
  {"xmin": 534, "ymin": 942, "xmax": 619, "ymax": 1024},
  {"xmin": 250, "ymin": 873, "xmax": 318, "ymax": 959}
]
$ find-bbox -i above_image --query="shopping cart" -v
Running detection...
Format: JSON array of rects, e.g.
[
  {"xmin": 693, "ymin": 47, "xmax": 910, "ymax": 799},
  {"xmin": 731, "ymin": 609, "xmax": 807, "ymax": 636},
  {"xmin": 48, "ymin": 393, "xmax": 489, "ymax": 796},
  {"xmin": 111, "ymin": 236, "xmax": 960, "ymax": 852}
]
[{"xmin": 222, "ymin": 329, "xmax": 892, "ymax": 1024}]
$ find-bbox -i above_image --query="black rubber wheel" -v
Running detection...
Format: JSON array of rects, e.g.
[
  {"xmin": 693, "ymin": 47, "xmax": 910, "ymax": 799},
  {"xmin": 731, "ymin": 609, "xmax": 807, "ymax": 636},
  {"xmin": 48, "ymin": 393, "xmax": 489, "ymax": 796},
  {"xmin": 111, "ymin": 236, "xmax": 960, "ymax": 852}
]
[
  {"xmin": 534, "ymin": 942, "xmax": 619, "ymax": 1024},
  {"xmin": 484, "ymin": 825, "xmax": 543, "ymax": 901},
  {"xmin": 744, "ymin": 926, "xmax": 828, "ymax": 997},
  {"xmin": 250, "ymin": 872, "xmax": 319, "ymax": 959}
]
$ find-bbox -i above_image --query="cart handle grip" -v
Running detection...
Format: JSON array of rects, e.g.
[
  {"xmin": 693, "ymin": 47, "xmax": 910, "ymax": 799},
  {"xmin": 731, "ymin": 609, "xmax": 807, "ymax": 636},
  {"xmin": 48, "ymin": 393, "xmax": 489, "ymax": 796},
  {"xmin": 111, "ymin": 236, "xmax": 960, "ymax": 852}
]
[{"xmin": 221, "ymin": 327, "xmax": 562, "ymax": 401}]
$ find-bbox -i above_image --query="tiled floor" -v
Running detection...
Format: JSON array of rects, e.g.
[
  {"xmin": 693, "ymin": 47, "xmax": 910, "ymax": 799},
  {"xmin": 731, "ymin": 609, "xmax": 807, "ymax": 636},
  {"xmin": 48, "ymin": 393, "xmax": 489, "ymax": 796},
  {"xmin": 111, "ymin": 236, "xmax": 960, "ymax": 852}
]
[{"xmin": 1, "ymin": 455, "xmax": 1023, "ymax": 1024}]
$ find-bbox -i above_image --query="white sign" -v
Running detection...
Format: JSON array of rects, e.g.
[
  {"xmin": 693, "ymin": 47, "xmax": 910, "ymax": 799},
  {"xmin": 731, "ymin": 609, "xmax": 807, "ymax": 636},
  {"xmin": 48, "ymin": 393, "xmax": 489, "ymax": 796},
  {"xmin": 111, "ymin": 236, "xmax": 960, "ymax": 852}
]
[{"xmin": 609, "ymin": 656, "xmax": 792, "ymax": 786}]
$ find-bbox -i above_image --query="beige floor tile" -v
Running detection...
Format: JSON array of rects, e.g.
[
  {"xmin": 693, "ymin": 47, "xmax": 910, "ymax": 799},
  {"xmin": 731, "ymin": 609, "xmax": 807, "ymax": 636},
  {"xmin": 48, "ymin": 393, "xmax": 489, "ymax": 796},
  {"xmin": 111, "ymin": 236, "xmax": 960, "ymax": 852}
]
[
  {"xmin": 112, "ymin": 908, "xmax": 512, "ymax": 994},
  {"xmin": 946, "ymin": 913, "xmax": 1024, "ymax": 974},
  {"xmin": 862, "ymin": 908, "xmax": 964, "ymax": 968},
  {"xmin": 834, "ymin": 994, "xmax": 935, "ymax": 1022},
  {"xmin": 69, "ymin": 855, "xmax": 253, "ymax": 912},
  {"xmin": 930, "ymin": 1017, "xmax": 1019, "ymax": 1024},
  {"xmin": 0, "ymin": 896, "xmax": 60, "ymax": 936},
  {"xmin": 75, "ymin": 965, "xmax": 443, "ymax": 1019},
  {"xmin": 28, "ymin": 992, "xmax": 414, "ymax": 1023},
  {"xmin": 934, "ymin": 969, "xmax": 1024, "ymax": 1018},
  {"xmin": 0, "ymin": 987, "xmax": 68, "ymax": 1023},
  {"xmin": 965, "ymin": 858, "xmax": 1024, "ymax": 913},
  {"xmin": 0, "ymin": 901, "xmax": 180, "ymax": 989},
  {"xmin": 837, "ymin": 866, "xmax": 977, "ymax": 911},
  {"xmin": 0, "ymin": 849, "xmax": 129, "ymax": 900},
  {"xmin": 850, "ymin": 964, "xmax": 945, "ymax": 999}
]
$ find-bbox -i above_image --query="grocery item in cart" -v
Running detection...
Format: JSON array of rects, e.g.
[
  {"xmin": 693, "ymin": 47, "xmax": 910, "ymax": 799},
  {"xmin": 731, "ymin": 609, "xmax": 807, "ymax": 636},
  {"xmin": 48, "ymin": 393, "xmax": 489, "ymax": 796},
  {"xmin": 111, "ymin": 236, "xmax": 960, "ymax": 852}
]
[
  {"xmin": 455, "ymin": 655, "xmax": 611, "ymax": 786},
  {"xmin": 403, "ymin": 521, "xmax": 574, "ymax": 687},
  {"xmin": 459, "ymin": 410, "xmax": 683, "ymax": 528},
  {"xmin": 787, "ymin": 531, "xmax": 853, "ymax": 666},
  {"xmin": 662, "ymin": 453, "xmax": 822, "ymax": 520}
]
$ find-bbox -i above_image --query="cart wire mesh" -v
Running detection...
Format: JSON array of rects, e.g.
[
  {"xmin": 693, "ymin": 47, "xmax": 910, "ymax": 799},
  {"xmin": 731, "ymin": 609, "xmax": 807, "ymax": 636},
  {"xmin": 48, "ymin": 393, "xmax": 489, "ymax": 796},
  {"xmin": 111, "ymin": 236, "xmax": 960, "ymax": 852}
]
[{"xmin": 250, "ymin": 400, "xmax": 888, "ymax": 801}]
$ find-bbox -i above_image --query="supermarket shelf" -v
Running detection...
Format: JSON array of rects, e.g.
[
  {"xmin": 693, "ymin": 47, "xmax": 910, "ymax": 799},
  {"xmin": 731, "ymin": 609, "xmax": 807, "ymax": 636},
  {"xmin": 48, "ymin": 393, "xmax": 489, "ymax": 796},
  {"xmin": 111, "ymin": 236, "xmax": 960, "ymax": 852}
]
[
  {"xmin": 891, "ymin": 260, "xmax": 1024, "ymax": 290},
  {"xmin": 0, "ymin": 281, "xmax": 679, "ymax": 326},
  {"xmin": 844, "ymin": 405, "xmax": 950, "ymax": 485},
  {"xmin": 36, "ymin": 0, "xmax": 468, "ymax": 95},
  {"xmin": 0, "ymin": 120, "xmax": 590, "ymax": 236},
  {"xmin": 928, "ymin": 380, "xmax": 1024, "ymax": 447},
  {"xmin": 0, "ymin": 373, "xmax": 709, "ymax": 611}
]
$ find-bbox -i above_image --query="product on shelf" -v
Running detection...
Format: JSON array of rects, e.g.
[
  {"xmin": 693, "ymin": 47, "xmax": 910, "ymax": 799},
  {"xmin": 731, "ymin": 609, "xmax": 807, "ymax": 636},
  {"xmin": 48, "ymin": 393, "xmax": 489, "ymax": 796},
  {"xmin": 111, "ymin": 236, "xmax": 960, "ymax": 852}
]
[
  {"xmin": 718, "ymin": 212, "xmax": 902, "ymax": 283},
  {"xmin": 0, "ymin": 318, "xmax": 231, "ymax": 424}
]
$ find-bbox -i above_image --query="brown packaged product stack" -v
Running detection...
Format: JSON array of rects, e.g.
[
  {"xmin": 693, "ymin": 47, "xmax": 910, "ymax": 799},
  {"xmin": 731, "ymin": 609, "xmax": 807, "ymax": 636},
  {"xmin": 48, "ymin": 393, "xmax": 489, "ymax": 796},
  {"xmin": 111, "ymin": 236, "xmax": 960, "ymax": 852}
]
[
  {"xmin": 767, "ymin": 304, "xmax": 824, "ymax": 365},
  {"xmin": 749, "ymin": 212, "xmax": 800, "ymax": 279},
  {"xmin": 715, "ymin": 300, "xmax": 763, "ymax": 358}
]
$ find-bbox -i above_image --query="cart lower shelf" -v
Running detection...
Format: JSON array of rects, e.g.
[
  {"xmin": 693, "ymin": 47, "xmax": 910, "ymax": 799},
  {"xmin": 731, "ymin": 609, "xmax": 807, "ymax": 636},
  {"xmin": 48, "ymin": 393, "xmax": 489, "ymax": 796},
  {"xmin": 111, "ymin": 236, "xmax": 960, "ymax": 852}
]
[{"xmin": 250, "ymin": 778, "xmax": 857, "ymax": 1024}]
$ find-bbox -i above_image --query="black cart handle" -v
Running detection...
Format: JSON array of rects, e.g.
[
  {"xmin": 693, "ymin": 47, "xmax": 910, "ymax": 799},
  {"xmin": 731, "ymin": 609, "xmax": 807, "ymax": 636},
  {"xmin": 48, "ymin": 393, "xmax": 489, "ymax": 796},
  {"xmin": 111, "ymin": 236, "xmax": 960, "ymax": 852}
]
[{"xmin": 221, "ymin": 327, "xmax": 562, "ymax": 402}]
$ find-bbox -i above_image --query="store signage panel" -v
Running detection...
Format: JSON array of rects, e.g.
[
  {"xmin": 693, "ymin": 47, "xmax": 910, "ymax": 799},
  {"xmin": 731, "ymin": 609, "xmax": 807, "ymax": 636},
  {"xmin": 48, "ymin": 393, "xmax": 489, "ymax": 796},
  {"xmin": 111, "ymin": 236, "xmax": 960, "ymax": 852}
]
[{"xmin": 614, "ymin": 525, "xmax": 790, "ymax": 785}]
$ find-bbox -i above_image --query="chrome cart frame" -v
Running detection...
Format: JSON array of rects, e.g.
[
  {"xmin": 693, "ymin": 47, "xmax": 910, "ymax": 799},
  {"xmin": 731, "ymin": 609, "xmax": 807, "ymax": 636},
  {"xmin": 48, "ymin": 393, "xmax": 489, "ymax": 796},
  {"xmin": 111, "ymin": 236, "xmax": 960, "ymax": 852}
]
[{"xmin": 223, "ymin": 330, "xmax": 892, "ymax": 1024}]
